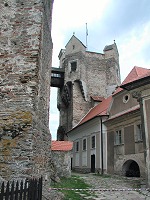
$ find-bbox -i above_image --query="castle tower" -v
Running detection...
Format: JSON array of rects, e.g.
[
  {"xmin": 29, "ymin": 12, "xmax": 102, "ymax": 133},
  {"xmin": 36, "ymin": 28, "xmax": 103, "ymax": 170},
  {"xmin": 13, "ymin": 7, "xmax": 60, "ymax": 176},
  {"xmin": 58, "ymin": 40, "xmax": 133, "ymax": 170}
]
[{"xmin": 57, "ymin": 35, "xmax": 121, "ymax": 140}]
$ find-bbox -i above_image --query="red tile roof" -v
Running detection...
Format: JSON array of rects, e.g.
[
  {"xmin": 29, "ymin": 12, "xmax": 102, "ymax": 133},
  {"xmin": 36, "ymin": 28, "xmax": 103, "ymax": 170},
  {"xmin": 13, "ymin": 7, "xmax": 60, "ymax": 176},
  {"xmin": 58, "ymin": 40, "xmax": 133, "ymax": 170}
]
[
  {"xmin": 122, "ymin": 66, "xmax": 150, "ymax": 85},
  {"xmin": 113, "ymin": 66, "xmax": 150, "ymax": 95},
  {"xmin": 91, "ymin": 96, "xmax": 105, "ymax": 102},
  {"xmin": 68, "ymin": 67, "xmax": 149, "ymax": 131},
  {"xmin": 78, "ymin": 96, "xmax": 112, "ymax": 126},
  {"xmin": 51, "ymin": 141, "xmax": 73, "ymax": 151}
]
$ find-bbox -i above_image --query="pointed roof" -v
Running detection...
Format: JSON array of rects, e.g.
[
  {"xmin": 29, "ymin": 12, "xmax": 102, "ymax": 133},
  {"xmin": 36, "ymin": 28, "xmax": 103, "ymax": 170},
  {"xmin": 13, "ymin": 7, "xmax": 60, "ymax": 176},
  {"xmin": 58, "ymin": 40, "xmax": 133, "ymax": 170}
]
[
  {"xmin": 113, "ymin": 66, "xmax": 150, "ymax": 95},
  {"xmin": 122, "ymin": 66, "xmax": 150, "ymax": 85},
  {"xmin": 51, "ymin": 141, "xmax": 73, "ymax": 151},
  {"xmin": 65, "ymin": 35, "xmax": 86, "ymax": 48},
  {"xmin": 77, "ymin": 96, "xmax": 112, "ymax": 126}
]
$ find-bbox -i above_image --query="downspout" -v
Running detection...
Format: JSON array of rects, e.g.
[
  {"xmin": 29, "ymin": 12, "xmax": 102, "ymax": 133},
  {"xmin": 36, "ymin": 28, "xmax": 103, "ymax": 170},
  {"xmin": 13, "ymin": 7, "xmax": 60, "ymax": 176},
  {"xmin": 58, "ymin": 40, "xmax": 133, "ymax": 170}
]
[
  {"xmin": 132, "ymin": 92, "xmax": 146, "ymax": 163},
  {"xmin": 100, "ymin": 117, "xmax": 104, "ymax": 175},
  {"xmin": 132, "ymin": 91, "xmax": 148, "ymax": 185}
]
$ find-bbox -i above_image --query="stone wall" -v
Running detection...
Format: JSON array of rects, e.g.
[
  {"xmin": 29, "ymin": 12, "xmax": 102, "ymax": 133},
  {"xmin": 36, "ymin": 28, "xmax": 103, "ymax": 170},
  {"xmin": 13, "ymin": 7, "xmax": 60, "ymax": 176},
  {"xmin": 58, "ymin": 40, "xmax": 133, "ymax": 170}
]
[
  {"xmin": 0, "ymin": 0, "xmax": 53, "ymax": 184},
  {"xmin": 52, "ymin": 151, "xmax": 72, "ymax": 178}
]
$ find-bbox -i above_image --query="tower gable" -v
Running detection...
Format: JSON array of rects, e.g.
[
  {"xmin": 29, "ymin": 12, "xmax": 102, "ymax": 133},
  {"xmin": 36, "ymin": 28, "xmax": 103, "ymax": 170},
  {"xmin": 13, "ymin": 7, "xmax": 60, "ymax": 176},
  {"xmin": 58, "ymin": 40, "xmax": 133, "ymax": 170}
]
[{"xmin": 65, "ymin": 35, "xmax": 86, "ymax": 55}]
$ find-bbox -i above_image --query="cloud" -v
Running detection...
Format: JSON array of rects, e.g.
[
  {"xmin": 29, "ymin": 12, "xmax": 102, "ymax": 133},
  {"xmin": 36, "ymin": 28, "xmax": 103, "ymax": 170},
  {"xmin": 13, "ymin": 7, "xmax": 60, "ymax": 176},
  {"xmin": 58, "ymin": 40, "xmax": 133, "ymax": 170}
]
[
  {"xmin": 119, "ymin": 21, "xmax": 150, "ymax": 80},
  {"xmin": 52, "ymin": 0, "xmax": 110, "ymax": 30}
]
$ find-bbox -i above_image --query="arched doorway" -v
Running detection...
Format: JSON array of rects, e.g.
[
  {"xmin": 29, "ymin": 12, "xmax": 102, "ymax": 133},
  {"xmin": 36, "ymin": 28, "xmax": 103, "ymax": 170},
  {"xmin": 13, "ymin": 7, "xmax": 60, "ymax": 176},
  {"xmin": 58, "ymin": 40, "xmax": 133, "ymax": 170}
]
[{"xmin": 122, "ymin": 160, "xmax": 140, "ymax": 177}]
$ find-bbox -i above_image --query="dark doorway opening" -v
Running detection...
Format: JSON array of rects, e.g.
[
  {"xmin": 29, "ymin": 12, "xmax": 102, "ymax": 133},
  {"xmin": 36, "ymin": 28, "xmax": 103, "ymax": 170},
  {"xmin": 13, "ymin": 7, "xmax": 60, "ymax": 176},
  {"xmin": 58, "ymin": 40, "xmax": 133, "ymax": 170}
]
[
  {"xmin": 71, "ymin": 158, "xmax": 73, "ymax": 170},
  {"xmin": 122, "ymin": 160, "xmax": 140, "ymax": 177},
  {"xmin": 91, "ymin": 154, "xmax": 95, "ymax": 173}
]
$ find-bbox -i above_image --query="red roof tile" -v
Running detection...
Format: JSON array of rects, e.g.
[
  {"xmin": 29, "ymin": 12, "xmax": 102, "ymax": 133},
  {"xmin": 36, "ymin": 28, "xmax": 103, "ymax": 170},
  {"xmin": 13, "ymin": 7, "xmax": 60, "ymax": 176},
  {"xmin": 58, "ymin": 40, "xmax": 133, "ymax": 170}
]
[
  {"xmin": 122, "ymin": 66, "xmax": 150, "ymax": 85},
  {"xmin": 91, "ymin": 96, "xmax": 105, "ymax": 102},
  {"xmin": 113, "ymin": 66, "xmax": 150, "ymax": 95},
  {"xmin": 51, "ymin": 141, "xmax": 73, "ymax": 151},
  {"xmin": 78, "ymin": 96, "xmax": 112, "ymax": 126}
]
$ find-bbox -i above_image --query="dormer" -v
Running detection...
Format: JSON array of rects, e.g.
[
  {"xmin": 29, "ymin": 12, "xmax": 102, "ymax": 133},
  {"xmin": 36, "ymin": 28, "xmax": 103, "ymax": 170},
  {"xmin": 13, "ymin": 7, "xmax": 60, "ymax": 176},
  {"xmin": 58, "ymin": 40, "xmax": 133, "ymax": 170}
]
[{"xmin": 65, "ymin": 35, "xmax": 86, "ymax": 55}]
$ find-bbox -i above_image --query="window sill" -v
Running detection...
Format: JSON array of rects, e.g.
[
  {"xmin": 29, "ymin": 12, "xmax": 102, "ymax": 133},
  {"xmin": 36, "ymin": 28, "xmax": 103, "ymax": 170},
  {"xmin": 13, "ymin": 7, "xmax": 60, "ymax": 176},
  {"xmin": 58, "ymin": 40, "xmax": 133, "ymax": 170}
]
[
  {"xmin": 114, "ymin": 143, "xmax": 124, "ymax": 147},
  {"xmin": 135, "ymin": 140, "xmax": 143, "ymax": 143}
]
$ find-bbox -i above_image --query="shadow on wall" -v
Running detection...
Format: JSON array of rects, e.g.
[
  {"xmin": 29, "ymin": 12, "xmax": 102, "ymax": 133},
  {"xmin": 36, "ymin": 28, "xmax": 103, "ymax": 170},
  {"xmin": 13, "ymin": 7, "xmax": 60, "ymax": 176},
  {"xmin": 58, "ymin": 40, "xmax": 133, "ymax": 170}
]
[{"xmin": 122, "ymin": 159, "xmax": 140, "ymax": 177}]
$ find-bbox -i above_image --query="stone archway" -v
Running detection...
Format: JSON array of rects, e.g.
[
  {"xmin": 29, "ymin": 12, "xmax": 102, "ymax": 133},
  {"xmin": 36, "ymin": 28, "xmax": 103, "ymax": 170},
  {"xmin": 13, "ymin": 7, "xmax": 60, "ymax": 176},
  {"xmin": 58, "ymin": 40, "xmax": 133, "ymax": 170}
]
[{"xmin": 122, "ymin": 159, "xmax": 140, "ymax": 177}]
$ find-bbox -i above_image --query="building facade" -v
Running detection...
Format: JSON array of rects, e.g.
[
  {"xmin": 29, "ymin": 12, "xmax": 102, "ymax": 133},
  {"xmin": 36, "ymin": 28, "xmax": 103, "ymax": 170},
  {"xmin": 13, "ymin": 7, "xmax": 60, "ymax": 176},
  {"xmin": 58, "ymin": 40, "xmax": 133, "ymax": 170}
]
[
  {"xmin": 67, "ymin": 67, "xmax": 150, "ymax": 179},
  {"xmin": 121, "ymin": 69, "xmax": 150, "ymax": 186},
  {"xmin": 57, "ymin": 35, "xmax": 121, "ymax": 140},
  {"xmin": 105, "ymin": 67, "xmax": 149, "ymax": 177},
  {"xmin": 67, "ymin": 96, "xmax": 111, "ymax": 173}
]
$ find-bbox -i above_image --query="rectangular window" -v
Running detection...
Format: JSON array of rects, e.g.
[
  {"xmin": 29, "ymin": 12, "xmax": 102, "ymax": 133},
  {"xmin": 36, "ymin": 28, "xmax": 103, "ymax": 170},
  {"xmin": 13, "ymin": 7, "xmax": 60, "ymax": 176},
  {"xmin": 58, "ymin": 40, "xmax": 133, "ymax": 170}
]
[
  {"xmin": 76, "ymin": 141, "xmax": 79, "ymax": 152},
  {"xmin": 71, "ymin": 61, "xmax": 77, "ymax": 72},
  {"xmin": 115, "ymin": 130, "xmax": 122, "ymax": 145},
  {"xmin": 136, "ymin": 124, "xmax": 142, "ymax": 141},
  {"xmin": 83, "ymin": 139, "xmax": 86, "ymax": 151},
  {"xmin": 91, "ymin": 136, "xmax": 95, "ymax": 148}
]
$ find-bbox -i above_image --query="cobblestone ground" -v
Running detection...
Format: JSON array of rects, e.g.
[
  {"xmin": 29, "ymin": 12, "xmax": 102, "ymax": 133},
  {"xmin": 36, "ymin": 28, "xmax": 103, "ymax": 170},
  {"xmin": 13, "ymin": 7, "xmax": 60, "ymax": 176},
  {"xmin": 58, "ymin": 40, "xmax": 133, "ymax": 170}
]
[{"xmin": 73, "ymin": 173, "xmax": 150, "ymax": 200}]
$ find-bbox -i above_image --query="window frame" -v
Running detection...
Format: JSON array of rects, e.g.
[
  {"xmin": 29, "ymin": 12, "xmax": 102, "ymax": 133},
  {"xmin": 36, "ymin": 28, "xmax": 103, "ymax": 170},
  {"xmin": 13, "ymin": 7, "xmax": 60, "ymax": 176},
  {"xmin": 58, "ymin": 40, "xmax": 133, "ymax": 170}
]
[
  {"xmin": 123, "ymin": 93, "xmax": 130, "ymax": 103},
  {"xmin": 75, "ymin": 141, "xmax": 79, "ymax": 152},
  {"xmin": 114, "ymin": 130, "xmax": 122, "ymax": 145},
  {"xmin": 82, "ymin": 138, "xmax": 87, "ymax": 151},
  {"xmin": 71, "ymin": 61, "xmax": 77, "ymax": 72},
  {"xmin": 136, "ymin": 124, "xmax": 143, "ymax": 142},
  {"xmin": 69, "ymin": 59, "xmax": 78, "ymax": 73},
  {"xmin": 91, "ymin": 135, "xmax": 96, "ymax": 149}
]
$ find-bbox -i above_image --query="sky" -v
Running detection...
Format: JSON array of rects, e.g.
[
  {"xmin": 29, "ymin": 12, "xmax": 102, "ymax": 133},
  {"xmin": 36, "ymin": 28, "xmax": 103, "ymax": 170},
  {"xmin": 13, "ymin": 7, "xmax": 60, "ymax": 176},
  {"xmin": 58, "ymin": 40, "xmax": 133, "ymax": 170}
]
[{"xmin": 49, "ymin": 0, "xmax": 150, "ymax": 140}]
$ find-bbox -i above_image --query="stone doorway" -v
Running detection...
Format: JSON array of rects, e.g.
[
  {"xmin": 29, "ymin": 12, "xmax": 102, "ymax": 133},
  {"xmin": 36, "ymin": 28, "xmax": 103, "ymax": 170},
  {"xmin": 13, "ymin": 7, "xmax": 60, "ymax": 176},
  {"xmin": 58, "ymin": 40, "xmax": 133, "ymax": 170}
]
[{"xmin": 122, "ymin": 159, "xmax": 140, "ymax": 177}]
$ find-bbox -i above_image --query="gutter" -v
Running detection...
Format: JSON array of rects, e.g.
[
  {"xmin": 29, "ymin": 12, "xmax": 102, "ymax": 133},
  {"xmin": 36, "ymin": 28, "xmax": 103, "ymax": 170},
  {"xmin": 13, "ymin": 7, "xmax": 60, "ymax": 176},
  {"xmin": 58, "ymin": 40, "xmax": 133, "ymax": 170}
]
[{"xmin": 100, "ymin": 117, "xmax": 104, "ymax": 175}]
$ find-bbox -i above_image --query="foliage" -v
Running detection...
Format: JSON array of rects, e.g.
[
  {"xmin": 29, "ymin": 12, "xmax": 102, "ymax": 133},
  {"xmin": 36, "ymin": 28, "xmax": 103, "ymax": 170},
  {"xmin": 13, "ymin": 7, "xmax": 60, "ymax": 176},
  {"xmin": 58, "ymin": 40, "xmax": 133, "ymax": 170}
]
[{"xmin": 51, "ymin": 175, "xmax": 94, "ymax": 200}]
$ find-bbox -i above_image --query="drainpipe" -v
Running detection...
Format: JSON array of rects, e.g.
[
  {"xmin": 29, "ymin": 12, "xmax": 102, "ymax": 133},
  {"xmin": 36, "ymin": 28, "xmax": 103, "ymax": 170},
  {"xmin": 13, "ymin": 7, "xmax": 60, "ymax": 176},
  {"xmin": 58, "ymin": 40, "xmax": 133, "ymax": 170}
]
[
  {"xmin": 132, "ymin": 91, "xmax": 148, "ymax": 185},
  {"xmin": 100, "ymin": 117, "xmax": 104, "ymax": 175}
]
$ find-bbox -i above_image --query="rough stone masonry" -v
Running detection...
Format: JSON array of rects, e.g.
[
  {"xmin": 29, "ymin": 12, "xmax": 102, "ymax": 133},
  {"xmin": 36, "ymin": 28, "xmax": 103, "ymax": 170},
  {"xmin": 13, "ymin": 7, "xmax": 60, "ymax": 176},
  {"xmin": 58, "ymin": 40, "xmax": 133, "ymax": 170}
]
[{"xmin": 0, "ymin": 0, "xmax": 53, "ymax": 186}]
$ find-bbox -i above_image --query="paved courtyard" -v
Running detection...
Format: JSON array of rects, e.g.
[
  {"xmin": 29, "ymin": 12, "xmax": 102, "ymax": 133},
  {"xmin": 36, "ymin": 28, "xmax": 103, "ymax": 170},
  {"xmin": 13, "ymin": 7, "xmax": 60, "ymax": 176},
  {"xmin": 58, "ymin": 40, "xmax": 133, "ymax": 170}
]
[{"xmin": 73, "ymin": 173, "xmax": 150, "ymax": 200}]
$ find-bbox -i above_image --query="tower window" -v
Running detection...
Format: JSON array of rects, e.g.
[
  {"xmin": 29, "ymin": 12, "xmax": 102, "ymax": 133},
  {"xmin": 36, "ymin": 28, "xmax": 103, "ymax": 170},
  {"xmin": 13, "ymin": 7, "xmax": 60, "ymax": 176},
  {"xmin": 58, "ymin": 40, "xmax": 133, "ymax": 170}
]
[{"xmin": 71, "ymin": 61, "xmax": 77, "ymax": 72}]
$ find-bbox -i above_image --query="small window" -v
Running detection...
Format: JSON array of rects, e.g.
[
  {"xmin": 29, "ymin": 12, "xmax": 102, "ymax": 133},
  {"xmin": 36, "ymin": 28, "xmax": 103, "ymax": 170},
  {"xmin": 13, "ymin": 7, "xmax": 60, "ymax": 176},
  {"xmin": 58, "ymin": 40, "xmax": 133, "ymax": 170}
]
[
  {"xmin": 115, "ymin": 130, "xmax": 122, "ymax": 145},
  {"xmin": 91, "ymin": 136, "xmax": 95, "ymax": 148},
  {"xmin": 83, "ymin": 139, "xmax": 86, "ymax": 151},
  {"xmin": 123, "ymin": 93, "xmax": 130, "ymax": 103},
  {"xmin": 71, "ymin": 61, "xmax": 77, "ymax": 72},
  {"xmin": 76, "ymin": 141, "xmax": 79, "ymax": 152},
  {"xmin": 136, "ymin": 124, "xmax": 142, "ymax": 141}
]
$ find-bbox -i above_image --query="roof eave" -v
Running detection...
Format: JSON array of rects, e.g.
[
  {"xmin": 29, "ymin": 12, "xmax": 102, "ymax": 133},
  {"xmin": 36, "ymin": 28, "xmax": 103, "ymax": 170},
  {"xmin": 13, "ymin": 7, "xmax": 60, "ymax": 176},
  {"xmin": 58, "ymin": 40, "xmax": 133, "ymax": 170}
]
[
  {"xmin": 121, "ymin": 75, "xmax": 150, "ymax": 91},
  {"xmin": 67, "ymin": 114, "xmax": 108, "ymax": 134}
]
